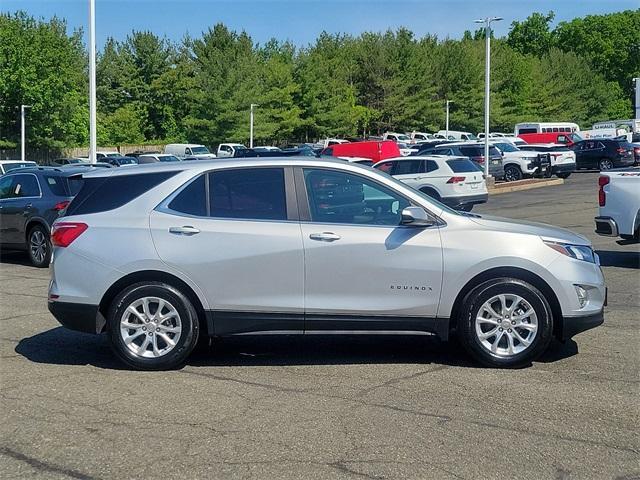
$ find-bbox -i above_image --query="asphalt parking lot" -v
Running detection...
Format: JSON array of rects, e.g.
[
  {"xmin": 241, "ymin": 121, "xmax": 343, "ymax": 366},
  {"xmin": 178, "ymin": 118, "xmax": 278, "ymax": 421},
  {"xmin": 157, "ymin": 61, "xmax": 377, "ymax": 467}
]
[{"xmin": 1, "ymin": 171, "xmax": 638, "ymax": 480}]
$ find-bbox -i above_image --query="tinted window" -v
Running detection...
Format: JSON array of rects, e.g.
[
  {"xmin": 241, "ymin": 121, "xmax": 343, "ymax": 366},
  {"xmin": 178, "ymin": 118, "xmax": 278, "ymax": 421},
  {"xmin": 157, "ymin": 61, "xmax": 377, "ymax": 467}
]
[
  {"xmin": 518, "ymin": 128, "xmax": 537, "ymax": 134},
  {"xmin": 375, "ymin": 161, "xmax": 394, "ymax": 173},
  {"xmin": 425, "ymin": 160, "xmax": 439, "ymax": 172},
  {"xmin": 0, "ymin": 176, "xmax": 13, "ymax": 199},
  {"xmin": 66, "ymin": 171, "xmax": 177, "ymax": 216},
  {"xmin": 67, "ymin": 176, "xmax": 84, "ymax": 195},
  {"xmin": 3, "ymin": 162, "xmax": 36, "ymax": 172},
  {"xmin": 494, "ymin": 143, "xmax": 518, "ymax": 152},
  {"xmin": 45, "ymin": 176, "xmax": 67, "ymax": 196},
  {"xmin": 459, "ymin": 146, "xmax": 482, "ymax": 157},
  {"xmin": 11, "ymin": 174, "xmax": 40, "ymax": 197},
  {"xmin": 394, "ymin": 160, "xmax": 423, "ymax": 175},
  {"xmin": 303, "ymin": 168, "xmax": 410, "ymax": 226},
  {"xmin": 446, "ymin": 158, "xmax": 480, "ymax": 173},
  {"xmin": 168, "ymin": 174, "xmax": 207, "ymax": 217},
  {"xmin": 209, "ymin": 168, "xmax": 287, "ymax": 221}
]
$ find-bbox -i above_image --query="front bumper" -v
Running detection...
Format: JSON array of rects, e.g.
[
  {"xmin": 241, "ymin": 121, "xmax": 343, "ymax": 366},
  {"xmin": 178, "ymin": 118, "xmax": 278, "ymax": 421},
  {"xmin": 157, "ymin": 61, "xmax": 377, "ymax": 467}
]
[
  {"xmin": 594, "ymin": 216, "xmax": 619, "ymax": 237},
  {"xmin": 561, "ymin": 309, "xmax": 604, "ymax": 341},
  {"xmin": 442, "ymin": 193, "xmax": 488, "ymax": 208},
  {"xmin": 48, "ymin": 301, "xmax": 104, "ymax": 334}
]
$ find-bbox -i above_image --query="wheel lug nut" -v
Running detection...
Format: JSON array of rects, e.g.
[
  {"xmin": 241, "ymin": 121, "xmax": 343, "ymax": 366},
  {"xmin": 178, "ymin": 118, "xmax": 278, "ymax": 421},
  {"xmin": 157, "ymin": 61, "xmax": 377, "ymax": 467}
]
[
  {"xmin": 511, "ymin": 320, "xmax": 516, "ymax": 325},
  {"xmin": 499, "ymin": 327, "xmax": 503, "ymax": 331},
  {"xmin": 508, "ymin": 329, "xmax": 512, "ymax": 332},
  {"xmin": 142, "ymin": 326, "xmax": 146, "ymax": 331},
  {"xmin": 145, "ymin": 319, "xmax": 149, "ymax": 323}
]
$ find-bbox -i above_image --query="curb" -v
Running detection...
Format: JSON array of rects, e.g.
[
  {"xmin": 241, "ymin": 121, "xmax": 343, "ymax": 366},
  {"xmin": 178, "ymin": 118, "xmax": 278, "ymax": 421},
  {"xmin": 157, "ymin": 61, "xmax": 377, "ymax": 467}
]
[{"xmin": 489, "ymin": 178, "xmax": 564, "ymax": 195}]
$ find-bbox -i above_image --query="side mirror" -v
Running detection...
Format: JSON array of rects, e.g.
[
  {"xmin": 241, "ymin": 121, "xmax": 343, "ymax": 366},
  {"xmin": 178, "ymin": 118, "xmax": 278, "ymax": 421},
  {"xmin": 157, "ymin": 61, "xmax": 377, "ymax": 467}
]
[{"xmin": 401, "ymin": 207, "xmax": 436, "ymax": 227}]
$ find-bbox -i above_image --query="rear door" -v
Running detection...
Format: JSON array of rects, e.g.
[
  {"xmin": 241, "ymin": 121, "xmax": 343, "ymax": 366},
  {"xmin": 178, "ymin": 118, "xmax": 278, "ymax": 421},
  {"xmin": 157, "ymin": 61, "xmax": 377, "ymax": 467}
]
[
  {"xmin": 391, "ymin": 159, "xmax": 425, "ymax": 189},
  {"xmin": 150, "ymin": 167, "xmax": 305, "ymax": 334},
  {"xmin": 297, "ymin": 166, "xmax": 443, "ymax": 329}
]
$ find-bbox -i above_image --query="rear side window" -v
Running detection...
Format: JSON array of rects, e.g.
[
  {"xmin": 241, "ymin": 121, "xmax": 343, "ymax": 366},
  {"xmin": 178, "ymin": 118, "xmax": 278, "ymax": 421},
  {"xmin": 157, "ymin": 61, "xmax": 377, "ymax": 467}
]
[
  {"xmin": 168, "ymin": 175, "xmax": 207, "ymax": 217},
  {"xmin": 459, "ymin": 146, "xmax": 482, "ymax": 157},
  {"xmin": 209, "ymin": 168, "xmax": 287, "ymax": 221},
  {"xmin": 45, "ymin": 176, "xmax": 67, "ymax": 196},
  {"xmin": 66, "ymin": 171, "xmax": 177, "ymax": 216},
  {"xmin": 375, "ymin": 161, "xmax": 394, "ymax": 173},
  {"xmin": 446, "ymin": 158, "xmax": 480, "ymax": 173},
  {"xmin": 425, "ymin": 160, "xmax": 439, "ymax": 172}
]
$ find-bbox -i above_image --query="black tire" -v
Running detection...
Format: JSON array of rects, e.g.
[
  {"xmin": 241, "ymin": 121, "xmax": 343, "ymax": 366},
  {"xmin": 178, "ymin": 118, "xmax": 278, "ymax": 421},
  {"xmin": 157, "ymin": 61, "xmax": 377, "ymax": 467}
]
[
  {"xmin": 457, "ymin": 278, "xmax": 553, "ymax": 368},
  {"xmin": 557, "ymin": 172, "xmax": 571, "ymax": 179},
  {"xmin": 107, "ymin": 282, "xmax": 200, "ymax": 370},
  {"xmin": 504, "ymin": 165, "xmax": 522, "ymax": 182},
  {"xmin": 27, "ymin": 224, "xmax": 51, "ymax": 268},
  {"xmin": 599, "ymin": 158, "xmax": 614, "ymax": 171},
  {"xmin": 419, "ymin": 187, "xmax": 441, "ymax": 201}
]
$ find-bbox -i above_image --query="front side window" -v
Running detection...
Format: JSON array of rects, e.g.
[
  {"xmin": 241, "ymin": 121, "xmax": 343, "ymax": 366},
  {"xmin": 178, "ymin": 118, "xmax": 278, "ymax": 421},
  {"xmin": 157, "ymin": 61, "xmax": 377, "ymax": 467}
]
[
  {"xmin": 303, "ymin": 168, "xmax": 410, "ymax": 226},
  {"xmin": 209, "ymin": 168, "xmax": 287, "ymax": 220},
  {"xmin": 10, "ymin": 174, "xmax": 40, "ymax": 198},
  {"xmin": 0, "ymin": 176, "xmax": 13, "ymax": 199}
]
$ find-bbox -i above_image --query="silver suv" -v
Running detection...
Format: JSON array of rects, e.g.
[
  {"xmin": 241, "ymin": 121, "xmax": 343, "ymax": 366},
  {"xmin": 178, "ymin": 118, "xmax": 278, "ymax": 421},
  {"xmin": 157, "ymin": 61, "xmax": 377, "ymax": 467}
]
[{"xmin": 48, "ymin": 158, "xmax": 605, "ymax": 370}]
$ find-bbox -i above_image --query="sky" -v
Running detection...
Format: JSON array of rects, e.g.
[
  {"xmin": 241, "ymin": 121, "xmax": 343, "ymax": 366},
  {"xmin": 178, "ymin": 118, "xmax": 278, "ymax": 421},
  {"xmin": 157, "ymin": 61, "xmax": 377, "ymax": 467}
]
[{"xmin": 1, "ymin": 0, "xmax": 637, "ymax": 48}]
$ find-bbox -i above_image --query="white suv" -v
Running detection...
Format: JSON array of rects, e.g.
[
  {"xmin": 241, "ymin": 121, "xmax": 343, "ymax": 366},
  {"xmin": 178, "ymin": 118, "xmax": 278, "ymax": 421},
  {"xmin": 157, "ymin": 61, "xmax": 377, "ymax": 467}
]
[
  {"xmin": 48, "ymin": 158, "xmax": 605, "ymax": 370},
  {"xmin": 490, "ymin": 141, "xmax": 551, "ymax": 181},
  {"xmin": 374, "ymin": 156, "xmax": 487, "ymax": 211}
]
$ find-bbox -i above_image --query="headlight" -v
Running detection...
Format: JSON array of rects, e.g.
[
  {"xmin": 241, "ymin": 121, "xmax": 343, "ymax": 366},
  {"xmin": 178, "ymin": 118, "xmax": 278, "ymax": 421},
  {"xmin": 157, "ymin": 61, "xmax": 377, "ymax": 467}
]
[{"xmin": 544, "ymin": 241, "xmax": 596, "ymax": 264}]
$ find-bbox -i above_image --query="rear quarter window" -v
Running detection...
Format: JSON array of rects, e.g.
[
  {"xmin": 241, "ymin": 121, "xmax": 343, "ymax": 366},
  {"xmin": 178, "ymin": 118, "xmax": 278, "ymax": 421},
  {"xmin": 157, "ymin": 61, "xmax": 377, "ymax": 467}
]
[
  {"xmin": 446, "ymin": 159, "xmax": 481, "ymax": 173},
  {"xmin": 65, "ymin": 171, "xmax": 177, "ymax": 216}
]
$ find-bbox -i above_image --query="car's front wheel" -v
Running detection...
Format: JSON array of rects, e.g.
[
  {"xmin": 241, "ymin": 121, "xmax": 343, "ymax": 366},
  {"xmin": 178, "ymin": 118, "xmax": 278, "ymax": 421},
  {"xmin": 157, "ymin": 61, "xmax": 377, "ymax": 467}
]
[
  {"xmin": 458, "ymin": 278, "xmax": 553, "ymax": 368},
  {"xmin": 107, "ymin": 282, "xmax": 200, "ymax": 370},
  {"xmin": 504, "ymin": 165, "xmax": 523, "ymax": 182},
  {"xmin": 28, "ymin": 224, "xmax": 51, "ymax": 268},
  {"xmin": 557, "ymin": 172, "xmax": 571, "ymax": 179},
  {"xmin": 599, "ymin": 158, "xmax": 614, "ymax": 170}
]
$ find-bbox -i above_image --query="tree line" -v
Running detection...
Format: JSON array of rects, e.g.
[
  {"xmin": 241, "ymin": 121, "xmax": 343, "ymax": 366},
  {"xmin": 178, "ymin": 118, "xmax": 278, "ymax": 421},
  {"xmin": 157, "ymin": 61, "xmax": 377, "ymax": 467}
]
[{"xmin": 0, "ymin": 9, "xmax": 638, "ymax": 150}]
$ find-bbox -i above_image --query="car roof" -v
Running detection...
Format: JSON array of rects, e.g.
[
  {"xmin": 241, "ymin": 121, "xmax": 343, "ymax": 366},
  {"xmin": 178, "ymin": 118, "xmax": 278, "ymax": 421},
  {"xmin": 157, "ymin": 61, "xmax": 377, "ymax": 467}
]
[
  {"xmin": 3, "ymin": 165, "xmax": 94, "ymax": 177},
  {"xmin": 382, "ymin": 155, "xmax": 468, "ymax": 162}
]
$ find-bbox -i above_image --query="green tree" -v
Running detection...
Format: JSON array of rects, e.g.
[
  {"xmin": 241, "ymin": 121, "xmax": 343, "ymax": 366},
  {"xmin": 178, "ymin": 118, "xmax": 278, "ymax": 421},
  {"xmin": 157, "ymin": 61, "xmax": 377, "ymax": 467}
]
[{"xmin": 507, "ymin": 11, "xmax": 555, "ymax": 56}]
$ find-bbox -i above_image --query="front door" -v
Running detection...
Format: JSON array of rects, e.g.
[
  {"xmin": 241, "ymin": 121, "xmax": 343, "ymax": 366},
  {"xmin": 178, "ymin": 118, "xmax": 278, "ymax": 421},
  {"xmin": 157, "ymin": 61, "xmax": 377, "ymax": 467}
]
[
  {"xmin": 150, "ymin": 167, "xmax": 304, "ymax": 334},
  {"xmin": 0, "ymin": 174, "xmax": 41, "ymax": 246},
  {"xmin": 297, "ymin": 167, "xmax": 443, "ymax": 331}
]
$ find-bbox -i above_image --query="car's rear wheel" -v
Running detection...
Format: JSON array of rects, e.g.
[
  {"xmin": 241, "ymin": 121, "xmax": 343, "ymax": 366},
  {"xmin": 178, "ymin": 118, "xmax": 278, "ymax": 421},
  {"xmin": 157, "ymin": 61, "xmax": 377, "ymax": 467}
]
[
  {"xmin": 458, "ymin": 278, "xmax": 553, "ymax": 368},
  {"xmin": 107, "ymin": 282, "xmax": 200, "ymax": 370},
  {"xmin": 599, "ymin": 158, "xmax": 614, "ymax": 170},
  {"xmin": 504, "ymin": 165, "xmax": 522, "ymax": 182},
  {"xmin": 27, "ymin": 224, "xmax": 51, "ymax": 268},
  {"xmin": 557, "ymin": 172, "xmax": 571, "ymax": 179},
  {"xmin": 419, "ymin": 187, "xmax": 441, "ymax": 201}
]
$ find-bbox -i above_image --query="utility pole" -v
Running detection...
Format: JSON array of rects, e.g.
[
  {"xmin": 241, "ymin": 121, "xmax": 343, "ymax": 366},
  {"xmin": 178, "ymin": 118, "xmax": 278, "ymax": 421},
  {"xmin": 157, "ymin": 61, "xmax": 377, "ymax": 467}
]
[
  {"xmin": 475, "ymin": 16, "xmax": 502, "ymax": 177},
  {"xmin": 634, "ymin": 78, "xmax": 639, "ymax": 120},
  {"xmin": 21, "ymin": 105, "xmax": 32, "ymax": 162},
  {"xmin": 249, "ymin": 104, "xmax": 258, "ymax": 148},
  {"xmin": 445, "ymin": 100, "xmax": 452, "ymax": 139},
  {"xmin": 88, "ymin": 0, "xmax": 97, "ymax": 163}
]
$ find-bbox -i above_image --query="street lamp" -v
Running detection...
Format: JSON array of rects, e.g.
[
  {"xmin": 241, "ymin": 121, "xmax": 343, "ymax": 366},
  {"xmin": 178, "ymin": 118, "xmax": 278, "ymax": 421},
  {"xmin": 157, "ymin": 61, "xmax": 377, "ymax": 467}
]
[
  {"xmin": 445, "ymin": 100, "xmax": 452, "ymax": 139},
  {"xmin": 249, "ymin": 104, "xmax": 259, "ymax": 148},
  {"xmin": 88, "ymin": 0, "xmax": 97, "ymax": 163},
  {"xmin": 475, "ymin": 16, "xmax": 503, "ymax": 178},
  {"xmin": 21, "ymin": 105, "xmax": 32, "ymax": 162}
]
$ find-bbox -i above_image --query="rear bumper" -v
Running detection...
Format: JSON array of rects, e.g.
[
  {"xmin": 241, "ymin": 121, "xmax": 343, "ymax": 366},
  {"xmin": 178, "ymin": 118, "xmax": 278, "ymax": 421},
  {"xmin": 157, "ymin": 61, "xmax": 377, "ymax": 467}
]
[
  {"xmin": 594, "ymin": 216, "xmax": 619, "ymax": 237},
  {"xmin": 441, "ymin": 193, "xmax": 488, "ymax": 208},
  {"xmin": 560, "ymin": 310, "xmax": 604, "ymax": 341},
  {"xmin": 48, "ymin": 301, "xmax": 105, "ymax": 334},
  {"xmin": 552, "ymin": 163, "xmax": 576, "ymax": 174}
]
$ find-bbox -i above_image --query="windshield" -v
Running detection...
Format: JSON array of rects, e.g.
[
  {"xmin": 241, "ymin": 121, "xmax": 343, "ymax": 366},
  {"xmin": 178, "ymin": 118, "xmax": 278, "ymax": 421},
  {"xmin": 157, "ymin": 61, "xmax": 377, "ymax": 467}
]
[
  {"xmin": 466, "ymin": 133, "xmax": 478, "ymax": 140},
  {"xmin": 3, "ymin": 162, "xmax": 37, "ymax": 172},
  {"xmin": 118, "ymin": 157, "xmax": 137, "ymax": 165},
  {"xmin": 160, "ymin": 155, "xmax": 180, "ymax": 162},
  {"xmin": 396, "ymin": 134, "xmax": 410, "ymax": 141},
  {"xmin": 191, "ymin": 146, "xmax": 210, "ymax": 155},
  {"xmin": 494, "ymin": 143, "xmax": 519, "ymax": 152},
  {"xmin": 569, "ymin": 133, "xmax": 583, "ymax": 143}
]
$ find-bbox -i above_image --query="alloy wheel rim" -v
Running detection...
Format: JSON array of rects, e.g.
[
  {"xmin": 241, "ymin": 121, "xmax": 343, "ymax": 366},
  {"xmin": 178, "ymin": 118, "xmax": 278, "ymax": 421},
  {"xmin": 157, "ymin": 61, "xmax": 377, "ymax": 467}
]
[
  {"xmin": 600, "ymin": 160, "xmax": 612, "ymax": 170},
  {"xmin": 475, "ymin": 294, "xmax": 538, "ymax": 357},
  {"xmin": 30, "ymin": 230, "xmax": 47, "ymax": 264},
  {"xmin": 505, "ymin": 168, "xmax": 520, "ymax": 182},
  {"xmin": 120, "ymin": 297, "xmax": 182, "ymax": 358}
]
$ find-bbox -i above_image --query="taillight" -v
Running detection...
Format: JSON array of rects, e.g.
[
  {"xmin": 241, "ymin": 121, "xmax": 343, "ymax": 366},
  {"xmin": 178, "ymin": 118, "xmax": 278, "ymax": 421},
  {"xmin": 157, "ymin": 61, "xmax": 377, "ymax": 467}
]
[
  {"xmin": 51, "ymin": 222, "xmax": 88, "ymax": 247},
  {"xmin": 598, "ymin": 175, "xmax": 609, "ymax": 207},
  {"xmin": 616, "ymin": 147, "xmax": 626, "ymax": 154},
  {"xmin": 472, "ymin": 156, "xmax": 485, "ymax": 164},
  {"xmin": 53, "ymin": 201, "xmax": 70, "ymax": 211},
  {"xmin": 447, "ymin": 176, "xmax": 466, "ymax": 184}
]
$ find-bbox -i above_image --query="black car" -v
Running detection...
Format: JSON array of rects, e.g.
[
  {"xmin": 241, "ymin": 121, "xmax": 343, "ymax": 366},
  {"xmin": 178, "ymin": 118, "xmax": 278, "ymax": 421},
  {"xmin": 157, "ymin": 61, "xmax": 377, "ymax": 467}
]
[
  {"xmin": 416, "ymin": 142, "xmax": 505, "ymax": 180},
  {"xmin": 0, "ymin": 166, "xmax": 88, "ymax": 267},
  {"xmin": 570, "ymin": 139, "xmax": 635, "ymax": 170},
  {"xmin": 97, "ymin": 155, "xmax": 138, "ymax": 167}
]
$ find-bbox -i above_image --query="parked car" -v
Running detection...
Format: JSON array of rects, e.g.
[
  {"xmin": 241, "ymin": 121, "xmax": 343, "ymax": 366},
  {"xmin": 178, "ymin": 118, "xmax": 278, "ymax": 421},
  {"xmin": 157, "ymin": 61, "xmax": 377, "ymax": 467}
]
[
  {"xmin": 217, "ymin": 143, "xmax": 247, "ymax": 158},
  {"xmin": 409, "ymin": 131, "xmax": 435, "ymax": 143},
  {"xmin": 137, "ymin": 154, "xmax": 181, "ymax": 164},
  {"xmin": 52, "ymin": 158, "xmax": 87, "ymax": 166},
  {"xmin": 321, "ymin": 140, "xmax": 401, "ymax": 163},
  {"xmin": 490, "ymin": 141, "xmax": 551, "ymax": 182},
  {"xmin": 48, "ymin": 158, "xmax": 605, "ymax": 370},
  {"xmin": 436, "ymin": 130, "xmax": 477, "ymax": 141},
  {"xmin": 97, "ymin": 155, "xmax": 138, "ymax": 167},
  {"xmin": 127, "ymin": 150, "xmax": 161, "ymax": 159},
  {"xmin": 383, "ymin": 132, "xmax": 412, "ymax": 143},
  {"xmin": 518, "ymin": 144, "xmax": 576, "ymax": 178},
  {"xmin": 374, "ymin": 155, "xmax": 487, "ymax": 211},
  {"xmin": 0, "ymin": 166, "xmax": 87, "ymax": 267},
  {"xmin": 570, "ymin": 139, "xmax": 635, "ymax": 170},
  {"xmin": 0, "ymin": 160, "xmax": 38, "ymax": 174},
  {"xmin": 594, "ymin": 170, "xmax": 640, "ymax": 241},
  {"xmin": 253, "ymin": 146, "xmax": 281, "ymax": 152},
  {"xmin": 417, "ymin": 142, "xmax": 505, "ymax": 180},
  {"xmin": 95, "ymin": 151, "xmax": 121, "ymax": 159},
  {"xmin": 397, "ymin": 142, "xmax": 419, "ymax": 156},
  {"xmin": 164, "ymin": 144, "xmax": 216, "ymax": 160},
  {"xmin": 631, "ymin": 143, "xmax": 640, "ymax": 165}
]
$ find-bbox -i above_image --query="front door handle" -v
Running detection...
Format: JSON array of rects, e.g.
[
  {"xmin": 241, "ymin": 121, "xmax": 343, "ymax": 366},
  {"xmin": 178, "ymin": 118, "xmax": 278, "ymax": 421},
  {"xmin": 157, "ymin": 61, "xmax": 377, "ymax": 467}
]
[
  {"xmin": 309, "ymin": 232, "xmax": 341, "ymax": 242},
  {"xmin": 169, "ymin": 226, "xmax": 200, "ymax": 236}
]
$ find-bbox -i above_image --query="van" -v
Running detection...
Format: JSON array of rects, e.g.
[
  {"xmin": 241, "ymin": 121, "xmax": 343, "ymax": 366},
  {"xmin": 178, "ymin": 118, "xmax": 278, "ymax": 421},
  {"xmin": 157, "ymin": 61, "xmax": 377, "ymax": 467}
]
[
  {"xmin": 322, "ymin": 141, "xmax": 401, "ymax": 163},
  {"xmin": 164, "ymin": 144, "xmax": 216, "ymax": 160},
  {"xmin": 518, "ymin": 132, "xmax": 582, "ymax": 147}
]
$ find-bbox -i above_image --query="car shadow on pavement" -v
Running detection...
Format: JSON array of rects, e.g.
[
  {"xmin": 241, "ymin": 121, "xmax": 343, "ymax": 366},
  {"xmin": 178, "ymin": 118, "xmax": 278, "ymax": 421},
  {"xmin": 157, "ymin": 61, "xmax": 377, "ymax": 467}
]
[
  {"xmin": 595, "ymin": 250, "xmax": 640, "ymax": 269},
  {"xmin": 16, "ymin": 328, "xmax": 580, "ymax": 370},
  {"xmin": 0, "ymin": 250, "xmax": 33, "ymax": 267}
]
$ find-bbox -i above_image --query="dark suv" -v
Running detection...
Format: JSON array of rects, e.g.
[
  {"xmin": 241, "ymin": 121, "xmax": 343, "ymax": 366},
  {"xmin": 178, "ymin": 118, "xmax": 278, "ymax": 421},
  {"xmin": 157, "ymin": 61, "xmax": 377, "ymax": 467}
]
[
  {"xmin": 0, "ymin": 167, "xmax": 86, "ymax": 267},
  {"xmin": 416, "ymin": 142, "xmax": 505, "ymax": 180},
  {"xmin": 571, "ymin": 139, "xmax": 635, "ymax": 170}
]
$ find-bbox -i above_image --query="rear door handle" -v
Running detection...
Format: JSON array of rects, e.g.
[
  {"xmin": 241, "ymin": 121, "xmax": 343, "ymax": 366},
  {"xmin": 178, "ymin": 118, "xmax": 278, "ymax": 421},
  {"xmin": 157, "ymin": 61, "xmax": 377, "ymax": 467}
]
[
  {"xmin": 169, "ymin": 226, "xmax": 200, "ymax": 236},
  {"xmin": 309, "ymin": 232, "xmax": 341, "ymax": 242}
]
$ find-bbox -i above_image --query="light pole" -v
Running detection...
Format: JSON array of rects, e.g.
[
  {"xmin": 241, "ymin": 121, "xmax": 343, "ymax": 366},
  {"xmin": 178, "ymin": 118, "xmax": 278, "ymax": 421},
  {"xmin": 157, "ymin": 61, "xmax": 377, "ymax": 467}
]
[
  {"xmin": 475, "ymin": 16, "xmax": 502, "ymax": 177},
  {"xmin": 249, "ymin": 104, "xmax": 259, "ymax": 148},
  {"xmin": 445, "ymin": 100, "xmax": 452, "ymax": 139},
  {"xmin": 88, "ymin": 0, "xmax": 97, "ymax": 163},
  {"xmin": 21, "ymin": 105, "xmax": 32, "ymax": 162}
]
